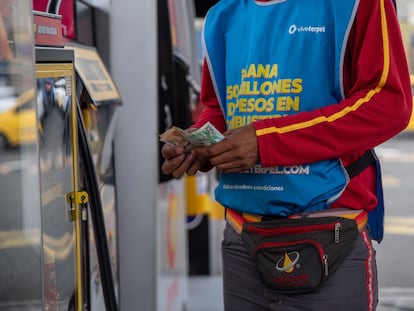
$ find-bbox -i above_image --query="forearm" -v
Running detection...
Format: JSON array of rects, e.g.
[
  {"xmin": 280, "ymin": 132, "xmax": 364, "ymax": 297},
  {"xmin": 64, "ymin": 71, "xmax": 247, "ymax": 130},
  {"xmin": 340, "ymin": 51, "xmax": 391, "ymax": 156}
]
[{"xmin": 253, "ymin": 0, "xmax": 412, "ymax": 167}]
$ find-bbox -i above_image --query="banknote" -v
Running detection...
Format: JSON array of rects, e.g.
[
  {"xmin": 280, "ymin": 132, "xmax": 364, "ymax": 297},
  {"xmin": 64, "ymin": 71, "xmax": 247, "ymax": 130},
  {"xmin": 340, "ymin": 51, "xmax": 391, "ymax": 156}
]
[
  {"xmin": 184, "ymin": 122, "xmax": 224, "ymax": 146},
  {"xmin": 158, "ymin": 126, "xmax": 188, "ymax": 147},
  {"xmin": 159, "ymin": 122, "xmax": 224, "ymax": 150}
]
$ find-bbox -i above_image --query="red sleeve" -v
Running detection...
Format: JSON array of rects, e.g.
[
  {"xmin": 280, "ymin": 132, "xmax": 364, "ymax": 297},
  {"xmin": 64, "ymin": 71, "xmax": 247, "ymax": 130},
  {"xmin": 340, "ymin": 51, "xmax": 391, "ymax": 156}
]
[
  {"xmin": 253, "ymin": 0, "xmax": 412, "ymax": 167},
  {"xmin": 192, "ymin": 59, "xmax": 227, "ymax": 132}
]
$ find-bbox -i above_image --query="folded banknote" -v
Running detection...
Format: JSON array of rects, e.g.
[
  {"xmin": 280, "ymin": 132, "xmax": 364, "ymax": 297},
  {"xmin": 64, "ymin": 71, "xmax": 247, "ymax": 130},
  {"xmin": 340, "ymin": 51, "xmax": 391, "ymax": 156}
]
[{"xmin": 159, "ymin": 122, "xmax": 224, "ymax": 150}]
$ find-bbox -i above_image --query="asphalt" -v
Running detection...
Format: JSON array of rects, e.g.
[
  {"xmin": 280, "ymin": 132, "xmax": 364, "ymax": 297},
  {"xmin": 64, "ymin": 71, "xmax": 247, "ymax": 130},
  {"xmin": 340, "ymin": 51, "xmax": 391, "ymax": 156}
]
[{"xmin": 377, "ymin": 288, "xmax": 414, "ymax": 311}]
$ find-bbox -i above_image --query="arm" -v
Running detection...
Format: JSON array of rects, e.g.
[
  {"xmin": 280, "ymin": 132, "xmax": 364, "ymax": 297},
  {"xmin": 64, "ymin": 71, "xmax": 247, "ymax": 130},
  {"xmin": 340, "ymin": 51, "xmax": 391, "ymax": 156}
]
[
  {"xmin": 193, "ymin": 59, "xmax": 227, "ymax": 132},
  {"xmin": 254, "ymin": 0, "xmax": 412, "ymax": 167}
]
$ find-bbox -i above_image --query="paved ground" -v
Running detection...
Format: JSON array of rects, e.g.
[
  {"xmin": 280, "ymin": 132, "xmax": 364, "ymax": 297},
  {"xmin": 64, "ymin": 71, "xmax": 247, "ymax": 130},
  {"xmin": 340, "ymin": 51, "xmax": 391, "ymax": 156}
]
[{"xmin": 377, "ymin": 288, "xmax": 414, "ymax": 311}]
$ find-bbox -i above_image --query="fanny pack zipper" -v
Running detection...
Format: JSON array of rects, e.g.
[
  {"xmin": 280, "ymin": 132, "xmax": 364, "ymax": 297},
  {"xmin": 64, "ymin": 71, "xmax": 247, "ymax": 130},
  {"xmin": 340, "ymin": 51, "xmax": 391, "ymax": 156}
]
[{"xmin": 246, "ymin": 220, "xmax": 341, "ymax": 238}]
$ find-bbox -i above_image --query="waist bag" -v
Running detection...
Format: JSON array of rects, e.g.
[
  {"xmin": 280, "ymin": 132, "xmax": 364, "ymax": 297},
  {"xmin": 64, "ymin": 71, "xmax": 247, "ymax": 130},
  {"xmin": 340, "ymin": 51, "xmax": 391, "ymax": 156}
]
[{"xmin": 227, "ymin": 208, "xmax": 366, "ymax": 294}]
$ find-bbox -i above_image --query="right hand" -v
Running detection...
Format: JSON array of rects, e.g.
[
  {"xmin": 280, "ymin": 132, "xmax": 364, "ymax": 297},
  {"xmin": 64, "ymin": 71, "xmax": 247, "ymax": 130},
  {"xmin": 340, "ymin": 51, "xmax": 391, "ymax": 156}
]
[{"xmin": 161, "ymin": 144, "xmax": 206, "ymax": 178}]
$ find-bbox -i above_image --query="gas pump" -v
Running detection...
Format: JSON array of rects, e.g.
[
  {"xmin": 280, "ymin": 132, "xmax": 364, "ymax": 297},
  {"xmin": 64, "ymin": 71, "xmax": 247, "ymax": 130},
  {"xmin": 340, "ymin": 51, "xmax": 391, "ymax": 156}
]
[{"xmin": 32, "ymin": 4, "xmax": 120, "ymax": 310}]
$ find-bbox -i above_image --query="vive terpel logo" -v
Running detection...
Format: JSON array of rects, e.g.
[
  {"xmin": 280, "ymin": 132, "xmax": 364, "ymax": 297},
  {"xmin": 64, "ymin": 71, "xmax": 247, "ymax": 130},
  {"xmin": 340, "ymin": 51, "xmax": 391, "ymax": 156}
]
[
  {"xmin": 288, "ymin": 24, "xmax": 326, "ymax": 35},
  {"xmin": 275, "ymin": 251, "xmax": 300, "ymax": 273}
]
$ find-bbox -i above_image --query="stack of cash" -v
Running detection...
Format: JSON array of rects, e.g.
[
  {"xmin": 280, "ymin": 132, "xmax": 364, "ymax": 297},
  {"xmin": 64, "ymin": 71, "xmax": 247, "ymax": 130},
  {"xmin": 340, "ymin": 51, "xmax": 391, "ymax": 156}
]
[{"xmin": 159, "ymin": 122, "xmax": 224, "ymax": 150}]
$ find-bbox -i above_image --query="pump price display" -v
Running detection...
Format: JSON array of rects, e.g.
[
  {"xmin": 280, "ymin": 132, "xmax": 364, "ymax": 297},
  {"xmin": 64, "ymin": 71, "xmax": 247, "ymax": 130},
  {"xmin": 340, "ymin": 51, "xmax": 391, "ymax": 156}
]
[{"xmin": 159, "ymin": 122, "xmax": 224, "ymax": 150}]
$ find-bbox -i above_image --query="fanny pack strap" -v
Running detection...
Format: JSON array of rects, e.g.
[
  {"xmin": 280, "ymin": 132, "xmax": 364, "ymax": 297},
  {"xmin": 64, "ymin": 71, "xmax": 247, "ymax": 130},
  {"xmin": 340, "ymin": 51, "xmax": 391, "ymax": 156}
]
[
  {"xmin": 345, "ymin": 149, "xmax": 385, "ymax": 242},
  {"xmin": 345, "ymin": 149, "xmax": 376, "ymax": 178},
  {"xmin": 226, "ymin": 208, "xmax": 368, "ymax": 234}
]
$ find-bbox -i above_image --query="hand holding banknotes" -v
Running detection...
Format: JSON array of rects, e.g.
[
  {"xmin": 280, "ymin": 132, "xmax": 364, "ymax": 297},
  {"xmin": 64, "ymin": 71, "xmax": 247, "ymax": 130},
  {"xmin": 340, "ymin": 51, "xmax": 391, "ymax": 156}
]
[
  {"xmin": 160, "ymin": 122, "xmax": 223, "ymax": 178},
  {"xmin": 192, "ymin": 124, "xmax": 258, "ymax": 173},
  {"xmin": 160, "ymin": 122, "xmax": 258, "ymax": 177},
  {"xmin": 159, "ymin": 122, "xmax": 225, "ymax": 150},
  {"xmin": 160, "ymin": 128, "xmax": 205, "ymax": 178}
]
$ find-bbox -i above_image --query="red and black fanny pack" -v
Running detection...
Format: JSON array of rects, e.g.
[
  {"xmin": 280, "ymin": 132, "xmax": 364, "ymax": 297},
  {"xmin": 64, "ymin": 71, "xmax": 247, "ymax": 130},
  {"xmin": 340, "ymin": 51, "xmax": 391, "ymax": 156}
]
[{"xmin": 226, "ymin": 208, "xmax": 367, "ymax": 294}]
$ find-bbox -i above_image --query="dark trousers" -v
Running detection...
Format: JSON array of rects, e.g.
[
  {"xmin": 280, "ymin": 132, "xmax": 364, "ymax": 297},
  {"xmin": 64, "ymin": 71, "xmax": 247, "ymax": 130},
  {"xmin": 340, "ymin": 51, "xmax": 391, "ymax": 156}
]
[{"xmin": 222, "ymin": 222, "xmax": 378, "ymax": 311}]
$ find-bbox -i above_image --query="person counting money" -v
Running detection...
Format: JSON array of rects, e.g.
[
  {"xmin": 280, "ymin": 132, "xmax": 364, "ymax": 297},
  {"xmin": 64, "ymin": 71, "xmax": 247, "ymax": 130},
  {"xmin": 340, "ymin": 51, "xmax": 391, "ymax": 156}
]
[{"xmin": 160, "ymin": 0, "xmax": 412, "ymax": 309}]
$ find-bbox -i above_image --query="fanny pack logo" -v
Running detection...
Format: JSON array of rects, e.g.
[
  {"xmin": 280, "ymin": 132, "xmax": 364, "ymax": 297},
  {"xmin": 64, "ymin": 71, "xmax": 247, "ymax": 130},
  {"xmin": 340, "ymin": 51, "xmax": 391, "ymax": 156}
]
[
  {"xmin": 276, "ymin": 251, "xmax": 300, "ymax": 273},
  {"xmin": 288, "ymin": 24, "xmax": 326, "ymax": 35}
]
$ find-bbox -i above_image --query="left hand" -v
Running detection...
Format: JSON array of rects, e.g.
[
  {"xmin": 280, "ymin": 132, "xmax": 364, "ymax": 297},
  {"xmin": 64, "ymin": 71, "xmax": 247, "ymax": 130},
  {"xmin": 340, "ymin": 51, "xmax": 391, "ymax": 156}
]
[{"xmin": 192, "ymin": 124, "xmax": 259, "ymax": 173}]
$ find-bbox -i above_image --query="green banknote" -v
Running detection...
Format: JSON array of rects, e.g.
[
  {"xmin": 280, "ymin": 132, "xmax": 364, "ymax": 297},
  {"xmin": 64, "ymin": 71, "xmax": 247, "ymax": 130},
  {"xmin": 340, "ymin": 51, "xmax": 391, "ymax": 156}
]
[
  {"xmin": 159, "ymin": 122, "xmax": 224, "ymax": 150},
  {"xmin": 185, "ymin": 122, "xmax": 224, "ymax": 147}
]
